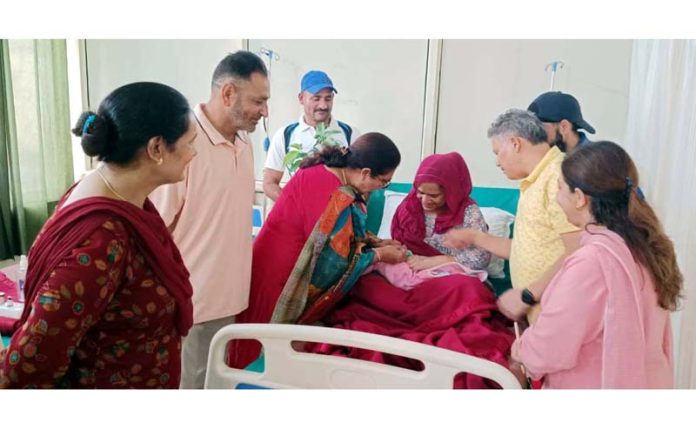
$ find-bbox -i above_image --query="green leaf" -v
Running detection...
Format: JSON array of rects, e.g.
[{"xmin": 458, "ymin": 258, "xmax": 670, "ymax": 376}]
[
  {"xmin": 283, "ymin": 151, "xmax": 302, "ymax": 166},
  {"xmin": 288, "ymin": 157, "xmax": 304, "ymax": 174},
  {"xmin": 313, "ymin": 122, "xmax": 342, "ymax": 147}
]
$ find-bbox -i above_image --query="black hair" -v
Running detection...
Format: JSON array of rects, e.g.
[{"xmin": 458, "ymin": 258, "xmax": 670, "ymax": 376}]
[
  {"xmin": 72, "ymin": 82, "xmax": 191, "ymax": 165},
  {"xmin": 300, "ymin": 132, "xmax": 401, "ymax": 176},
  {"xmin": 211, "ymin": 51, "xmax": 268, "ymax": 88}
]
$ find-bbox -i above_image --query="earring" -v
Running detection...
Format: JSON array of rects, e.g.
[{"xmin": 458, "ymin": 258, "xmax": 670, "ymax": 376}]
[{"xmin": 157, "ymin": 158, "xmax": 163, "ymax": 166}]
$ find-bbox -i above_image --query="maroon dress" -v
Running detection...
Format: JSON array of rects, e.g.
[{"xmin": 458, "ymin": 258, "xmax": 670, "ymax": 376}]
[{"xmin": 0, "ymin": 191, "xmax": 192, "ymax": 389}]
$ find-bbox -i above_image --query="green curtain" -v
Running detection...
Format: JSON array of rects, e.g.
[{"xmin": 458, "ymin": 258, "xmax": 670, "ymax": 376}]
[
  {"xmin": 0, "ymin": 39, "xmax": 74, "ymax": 259},
  {"xmin": 0, "ymin": 40, "xmax": 20, "ymax": 259}
]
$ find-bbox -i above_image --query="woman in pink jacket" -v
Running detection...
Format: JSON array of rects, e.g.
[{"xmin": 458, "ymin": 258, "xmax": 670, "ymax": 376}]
[{"xmin": 512, "ymin": 141, "xmax": 682, "ymax": 388}]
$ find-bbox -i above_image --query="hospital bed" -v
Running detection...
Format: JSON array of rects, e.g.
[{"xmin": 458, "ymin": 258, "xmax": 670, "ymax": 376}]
[
  {"xmin": 206, "ymin": 184, "xmax": 521, "ymax": 389},
  {"xmin": 205, "ymin": 323, "xmax": 522, "ymax": 389}
]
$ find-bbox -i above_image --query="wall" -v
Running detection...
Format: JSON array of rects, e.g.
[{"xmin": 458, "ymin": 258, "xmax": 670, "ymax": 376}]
[
  {"xmin": 247, "ymin": 39, "xmax": 429, "ymax": 183},
  {"xmin": 435, "ymin": 40, "xmax": 633, "ymax": 188},
  {"xmin": 84, "ymin": 39, "xmax": 430, "ymax": 183},
  {"xmin": 82, "ymin": 39, "xmax": 633, "ymax": 187},
  {"xmin": 84, "ymin": 39, "xmax": 243, "ymax": 110}
]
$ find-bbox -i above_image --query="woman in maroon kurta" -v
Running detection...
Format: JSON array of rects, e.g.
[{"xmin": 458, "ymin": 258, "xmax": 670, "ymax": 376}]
[{"xmin": 0, "ymin": 82, "xmax": 196, "ymax": 388}]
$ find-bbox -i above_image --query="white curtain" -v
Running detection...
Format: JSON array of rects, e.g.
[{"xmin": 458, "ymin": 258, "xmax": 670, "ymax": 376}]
[{"xmin": 623, "ymin": 40, "xmax": 696, "ymax": 388}]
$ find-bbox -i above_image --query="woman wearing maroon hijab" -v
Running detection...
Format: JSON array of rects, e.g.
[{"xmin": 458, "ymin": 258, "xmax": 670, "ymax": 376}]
[
  {"xmin": 318, "ymin": 153, "xmax": 515, "ymax": 389},
  {"xmin": 0, "ymin": 83, "xmax": 196, "ymax": 388},
  {"xmin": 391, "ymin": 152, "xmax": 491, "ymax": 271}
]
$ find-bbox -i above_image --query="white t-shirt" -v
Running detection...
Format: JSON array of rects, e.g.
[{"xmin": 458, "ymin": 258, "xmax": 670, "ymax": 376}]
[{"xmin": 264, "ymin": 115, "xmax": 359, "ymax": 181}]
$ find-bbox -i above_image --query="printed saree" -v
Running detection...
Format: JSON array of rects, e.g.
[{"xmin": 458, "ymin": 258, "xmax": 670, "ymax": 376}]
[{"xmin": 271, "ymin": 185, "xmax": 376, "ymax": 325}]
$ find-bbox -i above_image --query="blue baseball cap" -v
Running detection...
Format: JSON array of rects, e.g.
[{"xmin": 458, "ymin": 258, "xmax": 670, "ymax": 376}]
[{"xmin": 300, "ymin": 70, "xmax": 338, "ymax": 94}]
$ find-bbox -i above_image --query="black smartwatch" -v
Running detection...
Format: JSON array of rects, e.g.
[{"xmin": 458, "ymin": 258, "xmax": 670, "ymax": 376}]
[{"xmin": 521, "ymin": 288, "xmax": 537, "ymax": 306}]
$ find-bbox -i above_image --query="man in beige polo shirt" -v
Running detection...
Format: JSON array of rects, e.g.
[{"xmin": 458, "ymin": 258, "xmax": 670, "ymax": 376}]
[{"xmin": 150, "ymin": 51, "xmax": 270, "ymax": 388}]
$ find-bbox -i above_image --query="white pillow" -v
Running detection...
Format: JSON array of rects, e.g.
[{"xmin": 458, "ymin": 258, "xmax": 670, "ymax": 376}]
[
  {"xmin": 479, "ymin": 207, "xmax": 515, "ymax": 279},
  {"xmin": 377, "ymin": 190, "xmax": 408, "ymax": 239}
]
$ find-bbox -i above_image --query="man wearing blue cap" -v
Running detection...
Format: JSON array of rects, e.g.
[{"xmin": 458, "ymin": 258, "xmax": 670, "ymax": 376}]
[
  {"xmin": 527, "ymin": 91, "xmax": 595, "ymax": 153},
  {"xmin": 263, "ymin": 70, "xmax": 360, "ymax": 201}
]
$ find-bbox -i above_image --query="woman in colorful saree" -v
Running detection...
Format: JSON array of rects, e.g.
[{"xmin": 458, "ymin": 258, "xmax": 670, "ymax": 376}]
[
  {"xmin": 314, "ymin": 152, "xmax": 517, "ymax": 388},
  {"xmin": 0, "ymin": 82, "xmax": 197, "ymax": 388},
  {"xmin": 229, "ymin": 133, "xmax": 406, "ymax": 369},
  {"xmin": 511, "ymin": 141, "xmax": 681, "ymax": 388}
]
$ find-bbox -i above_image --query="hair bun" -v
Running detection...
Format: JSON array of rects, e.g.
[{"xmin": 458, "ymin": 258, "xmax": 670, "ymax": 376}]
[{"xmin": 72, "ymin": 111, "xmax": 110, "ymax": 158}]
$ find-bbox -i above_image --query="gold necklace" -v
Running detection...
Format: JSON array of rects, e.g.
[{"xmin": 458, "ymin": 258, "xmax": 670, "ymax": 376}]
[
  {"xmin": 96, "ymin": 166, "xmax": 127, "ymax": 201},
  {"xmin": 341, "ymin": 168, "xmax": 348, "ymax": 186}
]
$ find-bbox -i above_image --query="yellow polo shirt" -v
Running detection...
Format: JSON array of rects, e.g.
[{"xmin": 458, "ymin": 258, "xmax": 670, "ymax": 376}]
[{"xmin": 510, "ymin": 146, "xmax": 579, "ymax": 323}]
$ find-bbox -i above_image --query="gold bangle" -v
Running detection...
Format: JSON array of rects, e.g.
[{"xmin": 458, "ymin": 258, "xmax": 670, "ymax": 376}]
[{"xmin": 374, "ymin": 248, "xmax": 381, "ymax": 263}]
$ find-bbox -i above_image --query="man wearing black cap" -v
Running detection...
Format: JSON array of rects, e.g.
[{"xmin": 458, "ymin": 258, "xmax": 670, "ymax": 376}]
[
  {"xmin": 263, "ymin": 70, "xmax": 360, "ymax": 201},
  {"xmin": 527, "ymin": 91, "xmax": 595, "ymax": 153}
]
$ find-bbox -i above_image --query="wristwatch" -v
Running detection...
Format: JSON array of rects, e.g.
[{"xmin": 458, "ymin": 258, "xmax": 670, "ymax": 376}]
[{"xmin": 521, "ymin": 288, "xmax": 537, "ymax": 306}]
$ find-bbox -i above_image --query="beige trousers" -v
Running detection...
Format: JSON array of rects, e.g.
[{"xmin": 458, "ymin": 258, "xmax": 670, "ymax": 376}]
[{"xmin": 179, "ymin": 315, "xmax": 235, "ymax": 389}]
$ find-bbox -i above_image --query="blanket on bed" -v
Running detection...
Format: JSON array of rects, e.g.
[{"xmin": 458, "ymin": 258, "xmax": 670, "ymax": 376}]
[{"xmin": 311, "ymin": 272, "xmax": 515, "ymax": 389}]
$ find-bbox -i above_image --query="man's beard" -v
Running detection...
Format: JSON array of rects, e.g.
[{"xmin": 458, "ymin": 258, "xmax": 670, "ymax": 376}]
[
  {"xmin": 553, "ymin": 130, "xmax": 567, "ymax": 152},
  {"xmin": 231, "ymin": 100, "xmax": 255, "ymax": 132}
]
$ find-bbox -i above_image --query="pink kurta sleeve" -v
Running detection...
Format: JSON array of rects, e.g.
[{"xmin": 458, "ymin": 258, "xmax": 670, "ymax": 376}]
[{"xmin": 512, "ymin": 250, "xmax": 607, "ymax": 379}]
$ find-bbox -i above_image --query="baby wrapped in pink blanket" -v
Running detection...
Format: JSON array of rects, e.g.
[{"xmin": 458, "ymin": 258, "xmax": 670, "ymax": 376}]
[{"xmin": 367, "ymin": 261, "xmax": 488, "ymax": 291}]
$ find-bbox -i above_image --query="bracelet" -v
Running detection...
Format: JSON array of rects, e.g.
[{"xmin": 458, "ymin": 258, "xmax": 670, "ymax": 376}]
[{"xmin": 374, "ymin": 248, "xmax": 382, "ymax": 263}]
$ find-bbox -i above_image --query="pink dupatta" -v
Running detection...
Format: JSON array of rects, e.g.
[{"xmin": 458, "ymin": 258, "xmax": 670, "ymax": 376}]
[{"xmin": 590, "ymin": 229, "xmax": 668, "ymax": 388}]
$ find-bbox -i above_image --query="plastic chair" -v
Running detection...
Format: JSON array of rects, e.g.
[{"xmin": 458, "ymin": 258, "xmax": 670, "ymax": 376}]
[{"xmin": 205, "ymin": 323, "xmax": 521, "ymax": 389}]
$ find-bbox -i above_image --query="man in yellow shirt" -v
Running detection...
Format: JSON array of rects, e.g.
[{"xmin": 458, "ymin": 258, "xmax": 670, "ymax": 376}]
[{"xmin": 445, "ymin": 109, "xmax": 581, "ymax": 323}]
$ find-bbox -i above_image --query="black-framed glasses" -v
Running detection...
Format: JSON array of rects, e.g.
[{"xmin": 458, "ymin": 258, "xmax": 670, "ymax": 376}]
[{"xmin": 373, "ymin": 175, "xmax": 391, "ymax": 188}]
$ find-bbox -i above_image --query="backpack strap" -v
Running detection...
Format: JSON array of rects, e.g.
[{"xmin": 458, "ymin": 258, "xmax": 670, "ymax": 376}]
[
  {"xmin": 283, "ymin": 122, "xmax": 301, "ymax": 153},
  {"xmin": 337, "ymin": 121, "xmax": 353, "ymax": 144},
  {"xmin": 284, "ymin": 121, "xmax": 353, "ymax": 151}
]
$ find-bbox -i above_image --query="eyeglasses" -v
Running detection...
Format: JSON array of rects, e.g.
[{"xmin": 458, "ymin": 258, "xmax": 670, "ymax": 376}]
[{"xmin": 373, "ymin": 175, "xmax": 391, "ymax": 188}]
